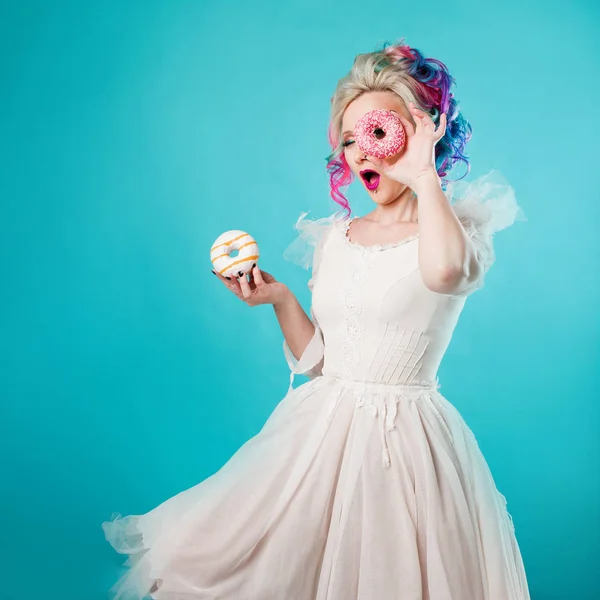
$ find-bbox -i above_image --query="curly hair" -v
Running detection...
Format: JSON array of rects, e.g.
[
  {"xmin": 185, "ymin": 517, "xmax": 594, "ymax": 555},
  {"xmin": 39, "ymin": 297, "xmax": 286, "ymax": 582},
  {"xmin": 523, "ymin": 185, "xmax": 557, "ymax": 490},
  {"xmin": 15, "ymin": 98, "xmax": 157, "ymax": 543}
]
[{"xmin": 326, "ymin": 38, "xmax": 473, "ymax": 218}]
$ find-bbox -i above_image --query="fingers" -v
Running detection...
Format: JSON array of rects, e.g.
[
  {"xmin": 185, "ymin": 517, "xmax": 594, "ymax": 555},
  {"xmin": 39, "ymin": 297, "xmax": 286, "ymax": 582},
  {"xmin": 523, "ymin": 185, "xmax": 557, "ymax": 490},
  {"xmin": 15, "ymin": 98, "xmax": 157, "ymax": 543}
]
[
  {"xmin": 409, "ymin": 101, "xmax": 431, "ymax": 132},
  {"xmin": 408, "ymin": 102, "xmax": 446, "ymax": 141},
  {"xmin": 213, "ymin": 270, "xmax": 235, "ymax": 286},
  {"xmin": 397, "ymin": 113, "xmax": 416, "ymax": 137},
  {"xmin": 212, "ymin": 264, "xmax": 265, "ymax": 304},
  {"xmin": 238, "ymin": 270, "xmax": 252, "ymax": 299},
  {"xmin": 212, "ymin": 269, "xmax": 230, "ymax": 284},
  {"xmin": 434, "ymin": 112, "xmax": 447, "ymax": 141},
  {"xmin": 252, "ymin": 264, "xmax": 265, "ymax": 286},
  {"xmin": 212, "ymin": 269, "xmax": 244, "ymax": 299},
  {"xmin": 242, "ymin": 264, "xmax": 268, "ymax": 299}
]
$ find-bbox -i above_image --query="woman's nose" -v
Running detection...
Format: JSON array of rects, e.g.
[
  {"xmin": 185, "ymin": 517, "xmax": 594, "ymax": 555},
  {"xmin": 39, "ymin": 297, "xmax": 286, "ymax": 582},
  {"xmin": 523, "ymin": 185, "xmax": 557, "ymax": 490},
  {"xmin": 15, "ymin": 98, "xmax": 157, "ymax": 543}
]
[{"xmin": 352, "ymin": 146, "xmax": 367, "ymax": 165}]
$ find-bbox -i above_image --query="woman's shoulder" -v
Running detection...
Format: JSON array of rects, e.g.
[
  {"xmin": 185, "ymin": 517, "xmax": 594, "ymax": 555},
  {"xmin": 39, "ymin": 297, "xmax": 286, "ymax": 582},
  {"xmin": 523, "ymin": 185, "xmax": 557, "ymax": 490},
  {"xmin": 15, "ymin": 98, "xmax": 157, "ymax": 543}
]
[{"xmin": 442, "ymin": 169, "xmax": 527, "ymax": 297}]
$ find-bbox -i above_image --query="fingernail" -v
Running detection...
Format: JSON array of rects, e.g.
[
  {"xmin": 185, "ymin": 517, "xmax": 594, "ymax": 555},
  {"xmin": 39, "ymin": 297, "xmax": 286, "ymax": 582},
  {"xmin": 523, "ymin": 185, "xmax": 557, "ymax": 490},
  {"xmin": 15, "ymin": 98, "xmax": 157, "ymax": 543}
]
[
  {"xmin": 225, "ymin": 276, "xmax": 231, "ymax": 280},
  {"xmin": 238, "ymin": 271, "xmax": 244, "ymax": 277},
  {"xmin": 252, "ymin": 263, "xmax": 256, "ymax": 268},
  {"xmin": 211, "ymin": 270, "xmax": 216, "ymax": 275}
]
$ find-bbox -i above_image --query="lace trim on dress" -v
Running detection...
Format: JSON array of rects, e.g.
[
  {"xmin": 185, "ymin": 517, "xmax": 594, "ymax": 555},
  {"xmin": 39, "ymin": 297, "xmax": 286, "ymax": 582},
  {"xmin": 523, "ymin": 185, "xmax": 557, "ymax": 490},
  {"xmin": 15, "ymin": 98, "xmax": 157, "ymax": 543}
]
[{"xmin": 340, "ymin": 217, "xmax": 420, "ymax": 254}]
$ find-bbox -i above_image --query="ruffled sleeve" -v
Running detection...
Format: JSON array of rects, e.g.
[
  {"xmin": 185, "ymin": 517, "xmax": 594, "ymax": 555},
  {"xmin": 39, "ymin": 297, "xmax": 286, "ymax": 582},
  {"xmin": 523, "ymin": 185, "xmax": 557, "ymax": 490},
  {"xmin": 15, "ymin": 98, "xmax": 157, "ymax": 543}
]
[
  {"xmin": 281, "ymin": 211, "xmax": 338, "ymax": 392},
  {"xmin": 282, "ymin": 211, "xmax": 339, "ymax": 290},
  {"xmin": 445, "ymin": 169, "xmax": 527, "ymax": 298}
]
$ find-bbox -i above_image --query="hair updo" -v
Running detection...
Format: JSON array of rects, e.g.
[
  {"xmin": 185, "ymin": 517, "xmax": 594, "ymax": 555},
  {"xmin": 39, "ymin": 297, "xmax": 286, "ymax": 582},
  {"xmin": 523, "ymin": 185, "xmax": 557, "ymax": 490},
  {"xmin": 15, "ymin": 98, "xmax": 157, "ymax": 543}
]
[{"xmin": 326, "ymin": 38, "xmax": 473, "ymax": 218}]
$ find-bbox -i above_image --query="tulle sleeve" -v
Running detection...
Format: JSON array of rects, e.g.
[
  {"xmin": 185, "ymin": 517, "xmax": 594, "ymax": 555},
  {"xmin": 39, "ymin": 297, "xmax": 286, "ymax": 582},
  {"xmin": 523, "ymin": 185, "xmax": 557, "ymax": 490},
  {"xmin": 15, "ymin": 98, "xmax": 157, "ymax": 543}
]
[
  {"xmin": 282, "ymin": 211, "xmax": 338, "ymax": 290},
  {"xmin": 445, "ymin": 169, "xmax": 527, "ymax": 298},
  {"xmin": 281, "ymin": 211, "xmax": 338, "ymax": 391}
]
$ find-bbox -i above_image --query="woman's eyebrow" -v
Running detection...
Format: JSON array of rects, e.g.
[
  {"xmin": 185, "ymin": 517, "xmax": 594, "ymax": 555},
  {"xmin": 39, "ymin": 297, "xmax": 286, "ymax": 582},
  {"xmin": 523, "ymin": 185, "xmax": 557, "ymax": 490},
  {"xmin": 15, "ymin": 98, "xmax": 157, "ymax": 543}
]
[{"xmin": 342, "ymin": 130, "xmax": 353, "ymax": 136}]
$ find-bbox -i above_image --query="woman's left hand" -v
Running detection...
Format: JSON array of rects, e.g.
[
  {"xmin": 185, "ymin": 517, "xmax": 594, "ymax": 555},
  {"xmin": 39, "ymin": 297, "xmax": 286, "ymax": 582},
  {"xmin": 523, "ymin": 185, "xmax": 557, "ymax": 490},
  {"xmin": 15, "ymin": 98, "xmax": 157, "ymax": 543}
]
[{"xmin": 376, "ymin": 101, "xmax": 447, "ymax": 188}]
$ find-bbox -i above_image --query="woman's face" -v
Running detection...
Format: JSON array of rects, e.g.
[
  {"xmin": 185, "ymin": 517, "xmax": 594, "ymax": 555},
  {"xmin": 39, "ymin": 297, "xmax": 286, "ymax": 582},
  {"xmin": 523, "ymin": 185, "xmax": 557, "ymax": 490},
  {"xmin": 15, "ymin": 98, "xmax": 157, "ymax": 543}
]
[{"xmin": 341, "ymin": 91, "xmax": 416, "ymax": 204}]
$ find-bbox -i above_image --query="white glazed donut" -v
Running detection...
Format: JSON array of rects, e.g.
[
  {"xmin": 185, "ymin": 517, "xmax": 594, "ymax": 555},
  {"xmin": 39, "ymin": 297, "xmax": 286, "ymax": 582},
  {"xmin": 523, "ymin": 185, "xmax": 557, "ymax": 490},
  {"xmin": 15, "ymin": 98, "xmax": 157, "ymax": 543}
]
[{"xmin": 210, "ymin": 229, "xmax": 259, "ymax": 278}]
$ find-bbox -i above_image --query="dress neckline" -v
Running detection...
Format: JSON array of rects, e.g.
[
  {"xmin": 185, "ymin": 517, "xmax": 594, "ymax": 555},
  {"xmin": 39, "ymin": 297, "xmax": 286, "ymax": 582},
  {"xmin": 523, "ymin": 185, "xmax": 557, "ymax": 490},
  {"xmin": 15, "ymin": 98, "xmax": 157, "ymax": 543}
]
[{"xmin": 340, "ymin": 216, "xmax": 420, "ymax": 253}]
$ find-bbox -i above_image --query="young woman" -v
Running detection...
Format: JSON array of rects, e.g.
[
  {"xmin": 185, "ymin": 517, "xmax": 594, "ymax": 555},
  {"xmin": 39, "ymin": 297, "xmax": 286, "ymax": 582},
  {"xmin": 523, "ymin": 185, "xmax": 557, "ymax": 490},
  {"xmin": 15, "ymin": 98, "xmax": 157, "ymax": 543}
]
[{"xmin": 103, "ymin": 39, "xmax": 530, "ymax": 599}]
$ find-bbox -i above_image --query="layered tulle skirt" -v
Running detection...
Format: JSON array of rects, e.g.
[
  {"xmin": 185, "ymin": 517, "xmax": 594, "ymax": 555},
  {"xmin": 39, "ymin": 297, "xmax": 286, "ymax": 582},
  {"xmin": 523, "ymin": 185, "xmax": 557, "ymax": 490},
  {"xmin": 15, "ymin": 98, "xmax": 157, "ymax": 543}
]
[{"xmin": 102, "ymin": 375, "xmax": 530, "ymax": 600}]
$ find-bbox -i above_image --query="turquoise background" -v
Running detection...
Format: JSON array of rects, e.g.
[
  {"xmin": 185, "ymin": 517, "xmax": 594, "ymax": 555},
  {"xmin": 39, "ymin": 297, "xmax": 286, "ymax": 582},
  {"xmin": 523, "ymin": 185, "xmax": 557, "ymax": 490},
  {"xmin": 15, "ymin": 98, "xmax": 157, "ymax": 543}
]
[{"xmin": 1, "ymin": 1, "xmax": 598, "ymax": 598}]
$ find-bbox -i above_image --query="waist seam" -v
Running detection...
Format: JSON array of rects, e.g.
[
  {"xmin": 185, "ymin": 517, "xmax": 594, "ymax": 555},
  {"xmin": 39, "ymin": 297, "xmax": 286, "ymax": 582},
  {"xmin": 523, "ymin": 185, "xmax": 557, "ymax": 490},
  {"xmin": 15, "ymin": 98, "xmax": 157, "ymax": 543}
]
[{"xmin": 320, "ymin": 373, "xmax": 440, "ymax": 391}]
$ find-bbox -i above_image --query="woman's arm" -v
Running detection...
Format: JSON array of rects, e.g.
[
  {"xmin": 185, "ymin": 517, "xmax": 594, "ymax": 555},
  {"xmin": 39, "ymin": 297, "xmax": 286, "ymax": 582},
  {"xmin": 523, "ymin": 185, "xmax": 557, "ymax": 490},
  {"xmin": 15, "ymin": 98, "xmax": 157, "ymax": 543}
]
[
  {"xmin": 380, "ymin": 102, "xmax": 479, "ymax": 295},
  {"xmin": 273, "ymin": 287, "xmax": 317, "ymax": 363},
  {"xmin": 413, "ymin": 170, "xmax": 481, "ymax": 294},
  {"xmin": 213, "ymin": 265, "xmax": 318, "ymax": 363}
]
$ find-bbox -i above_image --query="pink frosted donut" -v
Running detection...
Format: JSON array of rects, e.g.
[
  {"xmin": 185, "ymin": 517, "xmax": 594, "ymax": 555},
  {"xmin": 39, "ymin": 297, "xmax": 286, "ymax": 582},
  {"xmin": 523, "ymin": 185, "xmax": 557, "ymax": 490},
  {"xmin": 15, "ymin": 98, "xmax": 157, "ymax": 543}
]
[{"xmin": 354, "ymin": 109, "xmax": 406, "ymax": 159}]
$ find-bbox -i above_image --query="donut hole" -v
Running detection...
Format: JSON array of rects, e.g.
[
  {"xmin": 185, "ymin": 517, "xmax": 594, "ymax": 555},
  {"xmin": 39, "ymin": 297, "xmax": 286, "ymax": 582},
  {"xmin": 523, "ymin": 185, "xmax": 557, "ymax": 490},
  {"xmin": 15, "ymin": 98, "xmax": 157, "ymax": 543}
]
[
  {"xmin": 373, "ymin": 127, "xmax": 386, "ymax": 139},
  {"xmin": 228, "ymin": 249, "xmax": 239, "ymax": 258}
]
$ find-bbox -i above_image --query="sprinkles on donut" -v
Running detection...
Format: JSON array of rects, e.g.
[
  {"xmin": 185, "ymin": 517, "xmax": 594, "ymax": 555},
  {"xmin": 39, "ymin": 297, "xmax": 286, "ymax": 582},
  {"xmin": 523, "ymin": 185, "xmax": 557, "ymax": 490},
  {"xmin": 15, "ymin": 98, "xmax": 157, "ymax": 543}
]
[{"xmin": 354, "ymin": 109, "xmax": 406, "ymax": 159}]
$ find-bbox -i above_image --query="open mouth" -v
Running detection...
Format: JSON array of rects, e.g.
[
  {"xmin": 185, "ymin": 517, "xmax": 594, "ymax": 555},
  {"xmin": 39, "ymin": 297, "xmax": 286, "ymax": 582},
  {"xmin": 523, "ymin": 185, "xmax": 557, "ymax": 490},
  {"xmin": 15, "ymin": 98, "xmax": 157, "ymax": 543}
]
[{"xmin": 360, "ymin": 169, "xmax": 381, "ymax": 191}]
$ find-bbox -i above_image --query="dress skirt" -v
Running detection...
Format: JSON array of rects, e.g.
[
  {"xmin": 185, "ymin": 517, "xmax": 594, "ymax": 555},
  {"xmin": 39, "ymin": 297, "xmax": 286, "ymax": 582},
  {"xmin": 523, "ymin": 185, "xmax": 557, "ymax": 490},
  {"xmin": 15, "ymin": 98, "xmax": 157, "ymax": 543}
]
[{"xmin": 102, "ymin": 375, "xmax": 529, "ymax": 600}]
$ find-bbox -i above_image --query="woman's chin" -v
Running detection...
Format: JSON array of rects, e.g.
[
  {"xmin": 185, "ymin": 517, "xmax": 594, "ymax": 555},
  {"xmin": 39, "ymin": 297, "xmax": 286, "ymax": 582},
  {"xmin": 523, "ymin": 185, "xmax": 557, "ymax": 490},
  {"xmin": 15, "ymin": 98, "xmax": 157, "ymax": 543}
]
[
  {"xmin": 367, "ymin": 181, "xmax": 407, "ymax": 198},
  {"xmin": 367, "ymin": 184, "xmax": 385, "ymax": 196},
  {"xmin": 366, "ymin": 183, "xmax": 405, "ymax": 204}
]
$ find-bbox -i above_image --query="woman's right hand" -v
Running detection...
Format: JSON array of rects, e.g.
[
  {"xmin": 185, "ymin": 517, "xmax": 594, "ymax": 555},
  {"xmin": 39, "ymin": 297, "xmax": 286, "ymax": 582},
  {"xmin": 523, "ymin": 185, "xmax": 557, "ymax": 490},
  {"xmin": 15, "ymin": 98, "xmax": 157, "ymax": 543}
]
[{"xmin": 212, "ymin": 264, "xmax": 291, "ymax": 307}]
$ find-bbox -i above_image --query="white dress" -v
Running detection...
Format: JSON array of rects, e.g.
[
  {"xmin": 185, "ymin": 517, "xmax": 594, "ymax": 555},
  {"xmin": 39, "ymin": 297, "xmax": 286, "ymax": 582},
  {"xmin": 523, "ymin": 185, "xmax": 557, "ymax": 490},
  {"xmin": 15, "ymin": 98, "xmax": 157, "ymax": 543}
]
[{"xmin": 102, "ymin": 170, "xmax": 531, "ymax": 600}]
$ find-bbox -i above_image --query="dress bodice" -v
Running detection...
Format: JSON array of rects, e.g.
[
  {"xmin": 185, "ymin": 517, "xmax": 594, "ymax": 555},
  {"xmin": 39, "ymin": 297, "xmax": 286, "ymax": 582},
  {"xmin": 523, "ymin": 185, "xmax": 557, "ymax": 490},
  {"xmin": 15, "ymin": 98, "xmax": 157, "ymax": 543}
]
[
  {"xmin": 312, "ymin": 221, "xmax": 465, "ymax": 385},
  {"xmin": 282, "ymin": 170, "xmax": 526, "ymax": 391}
]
